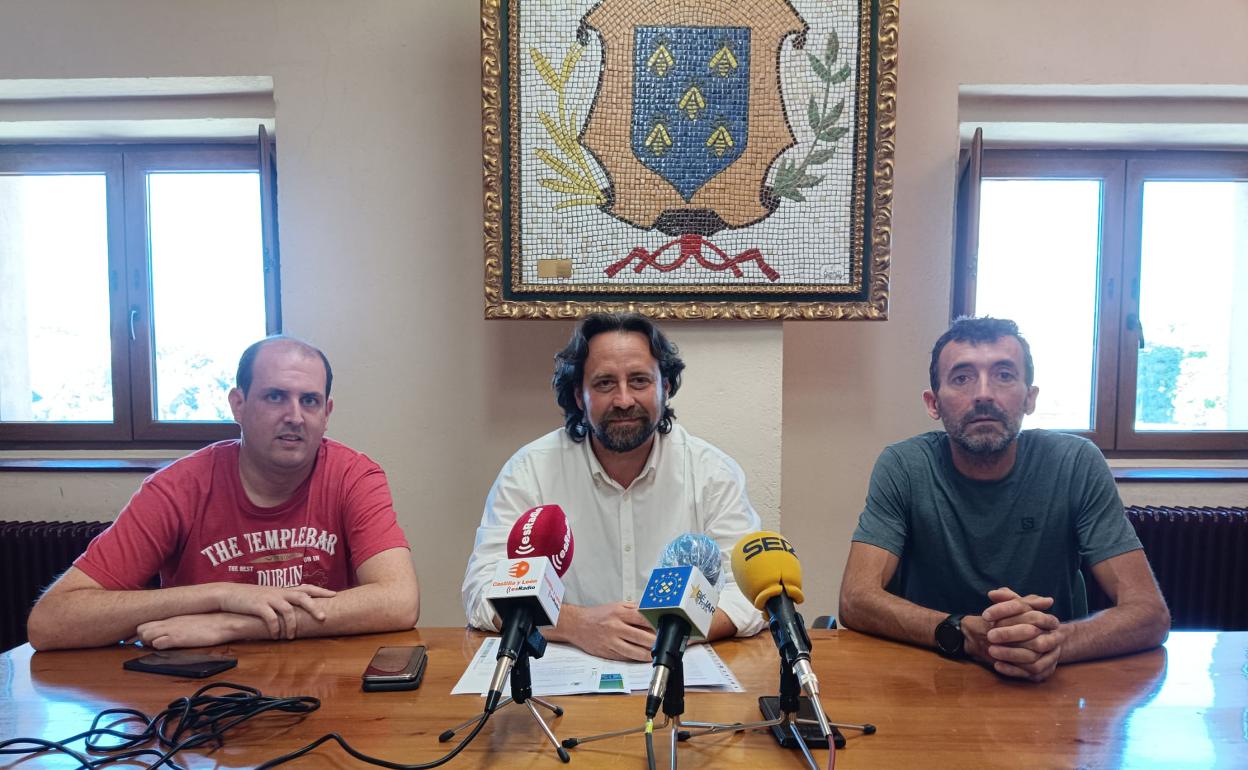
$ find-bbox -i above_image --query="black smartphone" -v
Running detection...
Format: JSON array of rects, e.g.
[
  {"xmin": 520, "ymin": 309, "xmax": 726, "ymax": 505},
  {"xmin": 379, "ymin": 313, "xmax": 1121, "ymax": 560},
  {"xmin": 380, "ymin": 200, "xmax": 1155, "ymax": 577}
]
[
  {"xmin": 758, "ymin": 696, "xmax": 846, "ymax": 749},
  {"xmin": 123, "ymin": 651, "xmax": 238, "ymax": 678},
  {"xmin": 362, "ymin": 645, "xmax": 427, "ymax": 692}
]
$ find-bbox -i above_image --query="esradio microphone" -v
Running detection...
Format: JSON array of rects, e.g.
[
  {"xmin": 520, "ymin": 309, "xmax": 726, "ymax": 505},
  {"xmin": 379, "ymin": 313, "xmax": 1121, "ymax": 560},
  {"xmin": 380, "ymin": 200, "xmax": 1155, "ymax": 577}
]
[
  {"xmin": 731, "ymin": 531, "xmax": 830, "ymax": 730},
  {"xmin": 483, "ymin": 504, "xmax": 574, "ymax": 712},
  {"xmin": 638, "ymin": 533, "xmax": 721, "ymax": 719}
]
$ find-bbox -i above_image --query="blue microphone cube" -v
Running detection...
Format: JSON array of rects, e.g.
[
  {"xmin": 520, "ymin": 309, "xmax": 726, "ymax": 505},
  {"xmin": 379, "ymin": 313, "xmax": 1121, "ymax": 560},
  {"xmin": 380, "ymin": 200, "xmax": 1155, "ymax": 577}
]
[
  {"xmin": 642, "ymin": 566, "xmax": 690, "ymax": 609},
  {"xmin": 639, "ymin": 565, "xmax": 718, "ymax": 639}
]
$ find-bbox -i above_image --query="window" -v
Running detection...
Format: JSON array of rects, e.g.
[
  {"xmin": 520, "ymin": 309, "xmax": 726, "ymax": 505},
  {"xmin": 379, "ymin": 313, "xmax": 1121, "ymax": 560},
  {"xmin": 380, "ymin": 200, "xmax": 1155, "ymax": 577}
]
[
  {"xmin": 955, "ymin": 145, "xmax": 1248, "ymax": 452},
  {"xmin": 0, "ymin": 141, "xmax": 280, "ymax": 445}
]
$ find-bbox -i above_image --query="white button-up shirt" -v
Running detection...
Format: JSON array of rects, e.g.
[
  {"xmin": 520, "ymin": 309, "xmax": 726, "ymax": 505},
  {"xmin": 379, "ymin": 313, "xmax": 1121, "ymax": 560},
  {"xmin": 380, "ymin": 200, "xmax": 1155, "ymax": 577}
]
[{"xmin": 462, "ymin": 424, "xmax": 766, "ymax": 637}]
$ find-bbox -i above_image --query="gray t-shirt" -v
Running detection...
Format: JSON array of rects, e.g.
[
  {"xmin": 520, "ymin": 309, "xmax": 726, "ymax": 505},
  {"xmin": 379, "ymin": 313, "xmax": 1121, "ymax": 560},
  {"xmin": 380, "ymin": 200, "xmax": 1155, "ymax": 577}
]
[{"xmin": 851, "ymin": 430, "xmax": 1141, "ymax": 620}]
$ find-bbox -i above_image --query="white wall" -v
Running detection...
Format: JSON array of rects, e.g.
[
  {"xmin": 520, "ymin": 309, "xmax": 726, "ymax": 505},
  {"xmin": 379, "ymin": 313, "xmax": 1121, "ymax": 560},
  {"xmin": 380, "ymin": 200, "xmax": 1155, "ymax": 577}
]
[{"xmin": 1, "ymin": 0, "xmax": 1244, "ymax": 628}]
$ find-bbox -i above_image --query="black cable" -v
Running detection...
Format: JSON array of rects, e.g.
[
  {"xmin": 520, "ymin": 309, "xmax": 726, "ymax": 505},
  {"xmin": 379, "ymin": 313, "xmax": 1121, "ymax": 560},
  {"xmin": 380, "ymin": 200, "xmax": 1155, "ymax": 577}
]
[
  {"xmin": 0, "ymin": 682, "xmax": 317, "ymax": 770},
  {"xmin": 644, "ymin": 718, "xmax": 657, "ymax": 770},
  {"xmin": 0, "ymin": 681, "xmax": 490, "ymax": 770},
  {"xmin": 254, "ymin": 710, "xmax": 490, "ymax": 770}
]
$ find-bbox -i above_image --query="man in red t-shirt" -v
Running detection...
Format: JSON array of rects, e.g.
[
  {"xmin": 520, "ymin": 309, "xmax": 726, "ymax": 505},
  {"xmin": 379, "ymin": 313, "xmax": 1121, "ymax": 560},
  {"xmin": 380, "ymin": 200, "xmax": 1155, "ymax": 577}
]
[{"xmin": 27, "ymin": 337, "xmax": 420, "ymax": 650}]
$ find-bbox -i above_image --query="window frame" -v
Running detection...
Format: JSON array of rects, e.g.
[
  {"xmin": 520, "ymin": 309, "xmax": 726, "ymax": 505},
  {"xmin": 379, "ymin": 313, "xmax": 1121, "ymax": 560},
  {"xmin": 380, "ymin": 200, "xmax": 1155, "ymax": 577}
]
[
  {"xmin": 1117, "ymin": 152, "xmax": 1248, "ymax": 452},
  {"xmin": 0, "ymin": 141, "xmax": 280, "ymax": 448},
  {"xmin": 954, "ymin": 146, "xmax": 1248, "ymax": 454}
]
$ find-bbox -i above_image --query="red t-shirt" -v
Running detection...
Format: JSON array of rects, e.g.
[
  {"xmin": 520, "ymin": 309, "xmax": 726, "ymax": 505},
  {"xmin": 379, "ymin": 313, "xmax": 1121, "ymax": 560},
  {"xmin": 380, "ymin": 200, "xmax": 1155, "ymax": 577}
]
[{"xmin": 75, "ymin": 439, "xmax": 410, "ymax": 591}]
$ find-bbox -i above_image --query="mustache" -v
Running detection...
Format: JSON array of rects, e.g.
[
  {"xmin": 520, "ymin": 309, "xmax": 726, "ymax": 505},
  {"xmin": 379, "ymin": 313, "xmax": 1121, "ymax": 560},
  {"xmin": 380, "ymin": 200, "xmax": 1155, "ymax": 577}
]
[
  {"xmin": 960, "ymin": 403, "xmax": 1009, "ymax": 426},
  {"xmin": 604, "ymin": 407, "xmax": 648, "ymax": 421}
]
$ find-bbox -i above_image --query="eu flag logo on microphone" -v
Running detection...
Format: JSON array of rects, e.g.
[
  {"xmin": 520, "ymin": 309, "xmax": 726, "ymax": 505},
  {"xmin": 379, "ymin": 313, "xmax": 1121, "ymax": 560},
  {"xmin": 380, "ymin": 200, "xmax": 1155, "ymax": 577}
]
[
  {"xmin": 643, "ymin": 567, "xmax": 688, "ymax": 608},
  {"xmin": 639, "ymin": 564, "xmax": 719, "ymax": 640}
]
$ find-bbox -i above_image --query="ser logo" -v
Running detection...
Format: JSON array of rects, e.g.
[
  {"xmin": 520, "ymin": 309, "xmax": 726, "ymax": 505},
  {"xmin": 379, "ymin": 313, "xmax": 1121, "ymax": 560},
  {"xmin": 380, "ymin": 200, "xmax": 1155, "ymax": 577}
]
[
  {"xmin": 740, "ymin": 535, "xmax": 796, "ymax": 562},
  {"xmin": 508, "ymin": 560, "xmax": 531, "ymax": 578}
]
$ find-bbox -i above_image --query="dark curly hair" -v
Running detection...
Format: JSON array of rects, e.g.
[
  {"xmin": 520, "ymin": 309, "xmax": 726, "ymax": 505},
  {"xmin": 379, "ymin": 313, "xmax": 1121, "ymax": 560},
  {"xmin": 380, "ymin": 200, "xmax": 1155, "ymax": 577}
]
[
  {"xmin": 553, "ymin": 313, "xmax": 685, "ymax": 442},
  {"xmin": 929, "ymin": 316, "xmax": 1033, "ymax": 393}
]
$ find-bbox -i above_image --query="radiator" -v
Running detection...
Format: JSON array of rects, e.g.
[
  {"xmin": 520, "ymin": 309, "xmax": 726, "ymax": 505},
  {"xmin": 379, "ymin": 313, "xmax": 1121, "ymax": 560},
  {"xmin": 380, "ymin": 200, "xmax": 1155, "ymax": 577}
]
[
  {"xmin": 0, "ymin": 520, "xmax": 110, "ymax": 652},
  {"xmin": 1085, "ymin": 506, "xmax": 1248, "ymax": 630}
]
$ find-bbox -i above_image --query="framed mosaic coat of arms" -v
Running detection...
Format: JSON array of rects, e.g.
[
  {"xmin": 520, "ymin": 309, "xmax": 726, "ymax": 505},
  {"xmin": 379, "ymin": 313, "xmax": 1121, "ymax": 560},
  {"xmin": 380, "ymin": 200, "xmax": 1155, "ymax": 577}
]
[{"xmin": 482, "ymin": 0, "xmax": 898, "ymax": 320}]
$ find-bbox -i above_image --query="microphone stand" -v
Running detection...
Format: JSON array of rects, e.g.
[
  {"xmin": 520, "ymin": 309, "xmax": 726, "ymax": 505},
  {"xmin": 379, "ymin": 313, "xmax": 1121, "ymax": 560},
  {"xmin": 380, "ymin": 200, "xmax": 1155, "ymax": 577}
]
[
  {"xmin": 439, "ymin": 628, "xmax": 571, "ymax": 763},
  {"xmin": 679, "ymin": 661, "xmax": 872, "ymax": 770},
  {"xmin": 561, "ymin": 652, "xmax": 690, "ymax": 770},
  {"xmin": 678, "ymin": 609, "xmax": 875, "ymax": 770},
  {"xmin": 565, "ymin": 645, "xmax": 872, "ymax": 770}
]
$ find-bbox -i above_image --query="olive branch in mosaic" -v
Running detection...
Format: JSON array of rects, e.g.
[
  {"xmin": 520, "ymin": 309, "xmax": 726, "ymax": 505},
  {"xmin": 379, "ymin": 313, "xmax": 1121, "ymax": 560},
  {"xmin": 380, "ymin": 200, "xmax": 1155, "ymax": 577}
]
[
  {"xmin": 529, "ymin": 44, "xmax": 605, "ymax": 210},
  {"xmin": 772, "ymin": 31, "xmax": 852, "ymax": 202}
]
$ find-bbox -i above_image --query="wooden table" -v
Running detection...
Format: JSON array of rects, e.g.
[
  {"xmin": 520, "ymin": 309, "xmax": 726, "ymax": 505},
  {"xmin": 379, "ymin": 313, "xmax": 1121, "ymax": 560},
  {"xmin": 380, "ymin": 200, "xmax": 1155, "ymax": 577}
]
[{"xmin": 2, "ymin": 628, "xmax": 1245, "ymax": 769}]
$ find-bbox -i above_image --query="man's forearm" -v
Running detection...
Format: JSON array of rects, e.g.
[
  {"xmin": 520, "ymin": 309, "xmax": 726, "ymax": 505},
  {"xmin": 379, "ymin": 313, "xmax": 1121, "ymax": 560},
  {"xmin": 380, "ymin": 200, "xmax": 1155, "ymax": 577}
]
[
  {"xmin": 540, "ymin": 603, "xmax": 584, "ymax": 645},
  {"xmin": 191, "ymin": 582, "xmax": 419, "ymax": 644},
  {"xmin": 292, "ymin": 582, "xmax": 419, "ymax": 638},
  {"xmin": 839, "ymin": 587, "xmax": 946, "ymax": 650},
  {"xmin": 1060, "ymin": 600, "xmax": 1169, "ymax": 664},
  {"xmin": 28, "ymin": 584, "xmax": 225, "ymax": 650}
]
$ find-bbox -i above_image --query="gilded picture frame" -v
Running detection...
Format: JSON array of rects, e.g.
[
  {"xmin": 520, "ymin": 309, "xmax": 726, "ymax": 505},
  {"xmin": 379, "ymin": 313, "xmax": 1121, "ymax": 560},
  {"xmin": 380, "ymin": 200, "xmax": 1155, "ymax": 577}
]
[{"xmin": 483, "ymin": 0, "xmax": 897, "ymax": 320}]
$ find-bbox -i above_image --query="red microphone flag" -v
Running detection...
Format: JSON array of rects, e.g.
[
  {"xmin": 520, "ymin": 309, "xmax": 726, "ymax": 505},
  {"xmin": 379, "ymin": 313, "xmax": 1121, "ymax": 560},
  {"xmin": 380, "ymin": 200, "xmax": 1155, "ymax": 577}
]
[{"xmin": 506, "ymin": 504, "xmax": 574, "ymax": 577}]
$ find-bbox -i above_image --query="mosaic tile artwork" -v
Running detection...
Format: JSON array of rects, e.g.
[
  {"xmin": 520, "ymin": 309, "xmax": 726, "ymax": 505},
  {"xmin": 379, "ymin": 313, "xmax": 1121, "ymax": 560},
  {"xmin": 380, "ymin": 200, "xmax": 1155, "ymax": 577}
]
[{"xmin": 483, "ymin": 0, "xmax": 897, "ymax": 319}]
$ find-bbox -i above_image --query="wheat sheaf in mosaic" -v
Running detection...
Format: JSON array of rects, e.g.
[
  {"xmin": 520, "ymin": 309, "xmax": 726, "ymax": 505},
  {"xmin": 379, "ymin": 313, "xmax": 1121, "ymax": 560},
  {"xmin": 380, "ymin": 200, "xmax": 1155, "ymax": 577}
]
[{"xmin": 516, "ymin": 0, "xmax": 861, "ymax": 291}]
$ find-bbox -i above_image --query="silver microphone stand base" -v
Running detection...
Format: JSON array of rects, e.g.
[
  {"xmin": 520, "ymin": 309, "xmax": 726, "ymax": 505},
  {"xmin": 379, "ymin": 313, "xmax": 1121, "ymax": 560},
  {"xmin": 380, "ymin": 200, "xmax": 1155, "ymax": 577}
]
[
  {"xmin": 678, "ymin": 712, "xmax": 875, "ymax": 770},
  {"xmin": 440, "ymin": 695, "xmax": 570, "ymax": 763},
  {"xmin": 563, "ymin": 715, "xmax": 694, "ymax": 770},
  {"xmin": 561, "ymin": 713, "xmax": 672, "ymax": 748}
]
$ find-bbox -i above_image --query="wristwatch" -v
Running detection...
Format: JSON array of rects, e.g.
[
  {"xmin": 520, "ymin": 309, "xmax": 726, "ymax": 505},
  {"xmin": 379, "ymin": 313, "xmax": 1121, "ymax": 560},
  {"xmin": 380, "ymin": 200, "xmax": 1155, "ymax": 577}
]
[{"xmin": 935, "ymin": 614, "xmax": 966, "ymax": 658}]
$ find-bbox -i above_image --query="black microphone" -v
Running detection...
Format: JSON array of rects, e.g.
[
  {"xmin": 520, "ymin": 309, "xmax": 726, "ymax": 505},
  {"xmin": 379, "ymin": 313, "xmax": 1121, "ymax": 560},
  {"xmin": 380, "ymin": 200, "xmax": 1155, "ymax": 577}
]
[
  {"xmin": 765, "ymin": 585, "xmax": 813, "ymax": 674},
  {"xmin": 638, "ymin": 534, "xmax": 722, "ymax": 719}
]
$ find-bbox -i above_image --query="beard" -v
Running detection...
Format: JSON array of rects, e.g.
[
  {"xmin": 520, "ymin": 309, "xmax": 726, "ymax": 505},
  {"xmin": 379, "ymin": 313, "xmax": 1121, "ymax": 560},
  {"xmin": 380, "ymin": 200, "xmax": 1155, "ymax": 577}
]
[
  {"xmin": 944, "ymin": 402, "xmax": 1023, "ymax": 456},
  {"xmin": 588, "ymin": 407, "xmax": 659, "ymax": 453}
]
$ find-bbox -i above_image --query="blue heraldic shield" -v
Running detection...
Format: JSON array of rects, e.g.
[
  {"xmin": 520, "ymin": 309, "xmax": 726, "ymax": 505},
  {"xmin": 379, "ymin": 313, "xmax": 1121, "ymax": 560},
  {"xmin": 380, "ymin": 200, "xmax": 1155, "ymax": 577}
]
[{"xmin": 631, "ymin": 26, "xmax": 751, "ymax": 201}]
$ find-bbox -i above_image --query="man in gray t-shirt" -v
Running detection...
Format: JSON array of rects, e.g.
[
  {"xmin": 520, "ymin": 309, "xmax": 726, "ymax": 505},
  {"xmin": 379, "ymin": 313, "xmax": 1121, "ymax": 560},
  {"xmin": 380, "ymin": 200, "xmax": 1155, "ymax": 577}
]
[{"xmin": 840, "ymin": 317, "xmax": 1169, "ymax": 683}]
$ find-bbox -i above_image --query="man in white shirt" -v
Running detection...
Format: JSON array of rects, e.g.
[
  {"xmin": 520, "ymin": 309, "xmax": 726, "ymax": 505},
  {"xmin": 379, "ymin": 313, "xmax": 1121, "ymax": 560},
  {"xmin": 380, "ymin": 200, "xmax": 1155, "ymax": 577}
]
[{"xmin": 462, "ymin": 312, "xmax": 766, "ymax": 661}]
